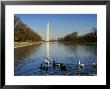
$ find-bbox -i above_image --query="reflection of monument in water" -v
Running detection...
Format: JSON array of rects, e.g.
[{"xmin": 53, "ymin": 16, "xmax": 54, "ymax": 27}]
[{"xmin": 45, "ymin": 22, "xmax": 50, "ymax": 65}]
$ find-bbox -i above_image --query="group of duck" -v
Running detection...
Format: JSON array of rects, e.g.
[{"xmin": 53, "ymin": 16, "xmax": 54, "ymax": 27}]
[
  {"xmin": 39, "ymin": 60, "xmax": 67, "ymax": 71},
  {"xmin": 39, "ymin": 58, "xmax": 97, "ymax": 71},
  {"xmin": 78, "ymin": 60, "xmax": 97, "ymax": 70}
]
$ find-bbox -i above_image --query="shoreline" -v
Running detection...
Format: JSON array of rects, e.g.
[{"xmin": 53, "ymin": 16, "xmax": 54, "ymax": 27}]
[
  {"xmin": 14, "ymin": 42, "xmax": 41, "ymax": 48},
  {"xmin": 57, "ymin": 41, "xmax": 97, "ymax": 44},
  {"xmin": 14, "ymin": 41, "xmax": 96, "ymax": 48}
]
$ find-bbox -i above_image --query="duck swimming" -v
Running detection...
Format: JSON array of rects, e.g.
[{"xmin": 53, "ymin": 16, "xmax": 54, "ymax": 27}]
[
  {"xmin": 93, "ymin": 62, "xmax": 97, "ymax": 69},
  {"xmin": 39, "ymin": 64, "xmax": 48, "ymax": 71},
  {"xmin": 53, "ymin": 61, "xmax": 67, "ymax": 71},
  {"xmin": 60, "ymin": 64, "xmax": 67, "ymax": 71},
  {"xmin": 78, "ymin": 61, "xmax": 86, "ymax": 70},
  {"xmin": 45, "ymin": 58, "xmax": 50, "ymax": 66},
  {"xmin": 53, "ymin": 61, "xmax": 61, "ymax": 67}
]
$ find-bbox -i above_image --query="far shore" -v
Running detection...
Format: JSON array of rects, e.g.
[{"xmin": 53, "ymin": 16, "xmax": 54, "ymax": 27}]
[
  {"xmin": 57, "ymin": 41, "xmax": 97, "ymax": 44},
  {"xmin": 14, "ymin": 41, "xmax": 96, "ymax": 48},
  {"xmin": 14, "ymin": 42, "xmax": 41, "ymax": 48}
]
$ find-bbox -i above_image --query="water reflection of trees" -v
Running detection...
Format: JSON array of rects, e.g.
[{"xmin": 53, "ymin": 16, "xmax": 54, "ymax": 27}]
[
  {"xmin": 14, "ymin": 44, "xmax": 41, "ymax": 66},
  {"xmin": 82, "ymin": 43, "xmax": 97, "ymax": 56},
  {"xmin": 62, "ymin": 43, "xmax": 77, "ymax": 54},
  {"xmin": 62, "ymin": 43, "xmax": 97, "ymax": 57}
]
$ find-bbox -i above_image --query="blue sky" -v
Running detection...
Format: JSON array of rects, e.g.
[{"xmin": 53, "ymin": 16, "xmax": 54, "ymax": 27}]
[{"xmin": 15, "ymin": 14, "xmax": 97, "ymax": 40}]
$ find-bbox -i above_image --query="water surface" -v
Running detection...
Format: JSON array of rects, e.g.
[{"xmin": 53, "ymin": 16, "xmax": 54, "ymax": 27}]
[{"xmin": 14, "ymin": 42, "xmax": 97, "ymax": 76}]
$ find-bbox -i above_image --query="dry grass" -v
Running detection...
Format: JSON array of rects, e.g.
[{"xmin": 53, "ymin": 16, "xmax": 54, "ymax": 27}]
[{"xmin": 14, "ymin": 42, "xmax": 36, "ymax": 48}]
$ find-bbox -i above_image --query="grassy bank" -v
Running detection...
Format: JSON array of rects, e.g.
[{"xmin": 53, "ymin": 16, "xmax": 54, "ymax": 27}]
[{"xmin": 14, "ymin": 42, "xmax": 41, "ymax": 48}]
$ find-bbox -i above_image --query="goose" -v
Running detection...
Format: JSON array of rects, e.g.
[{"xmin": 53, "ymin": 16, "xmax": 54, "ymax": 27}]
[{"xmin": 39, "ymin": 64, "xmax": 48, "ymax": 71}]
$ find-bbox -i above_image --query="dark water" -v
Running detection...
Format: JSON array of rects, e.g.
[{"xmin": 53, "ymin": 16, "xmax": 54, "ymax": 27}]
[{"xmin": 14, "ymin": 42, "xmax": 97, "ymax": 76}]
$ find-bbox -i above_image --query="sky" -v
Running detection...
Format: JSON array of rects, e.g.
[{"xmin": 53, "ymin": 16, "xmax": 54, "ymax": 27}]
[{"xmin": 15, "ymin": 14, "xmax": 97, "ymax": 40}]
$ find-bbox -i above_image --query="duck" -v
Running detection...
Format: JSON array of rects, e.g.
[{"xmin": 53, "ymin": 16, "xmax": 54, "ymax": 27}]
[
  {"xmin": 78, "ymin": 61, "xmax": 86, "ymax": 70},
  {"xmin": 45, "ymin": 58, "xmax": 50, "ymax": 66},
  {"xmin": 53, "ymin": 61, "xmax": 67, "ymax": 71},
  {"xmin": 53, "ymin": 61, "xmax": 61, "ymax": 67},
  {"xmin": 93, "ymin": 62, "xmax": 97, "ymax": 69},
  {"xmin": 39, "ymin": 64, "xmax": 48, "ymax": 71},
  {"xmin": 60, "ymin": 63, "xmax": 67, "ymax": 71}
]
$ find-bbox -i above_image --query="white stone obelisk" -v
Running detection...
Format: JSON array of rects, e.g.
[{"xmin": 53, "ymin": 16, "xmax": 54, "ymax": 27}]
[
  {"xmin": 45, "ymin": 22, "xmax": 50, "ymax": 65},
  {"xmin": 46, "ymin": 22, "xmax": 50, "ymax": 42}
]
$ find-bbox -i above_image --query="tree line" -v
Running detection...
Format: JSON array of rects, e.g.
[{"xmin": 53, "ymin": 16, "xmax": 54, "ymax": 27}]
[
  {"xmin": 14, "ymin": 15, "xmax": 42, "ymax": 42},
  {"xmin": 57, "ymin": 28, "xmax": 97, "ymax": 43}
]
